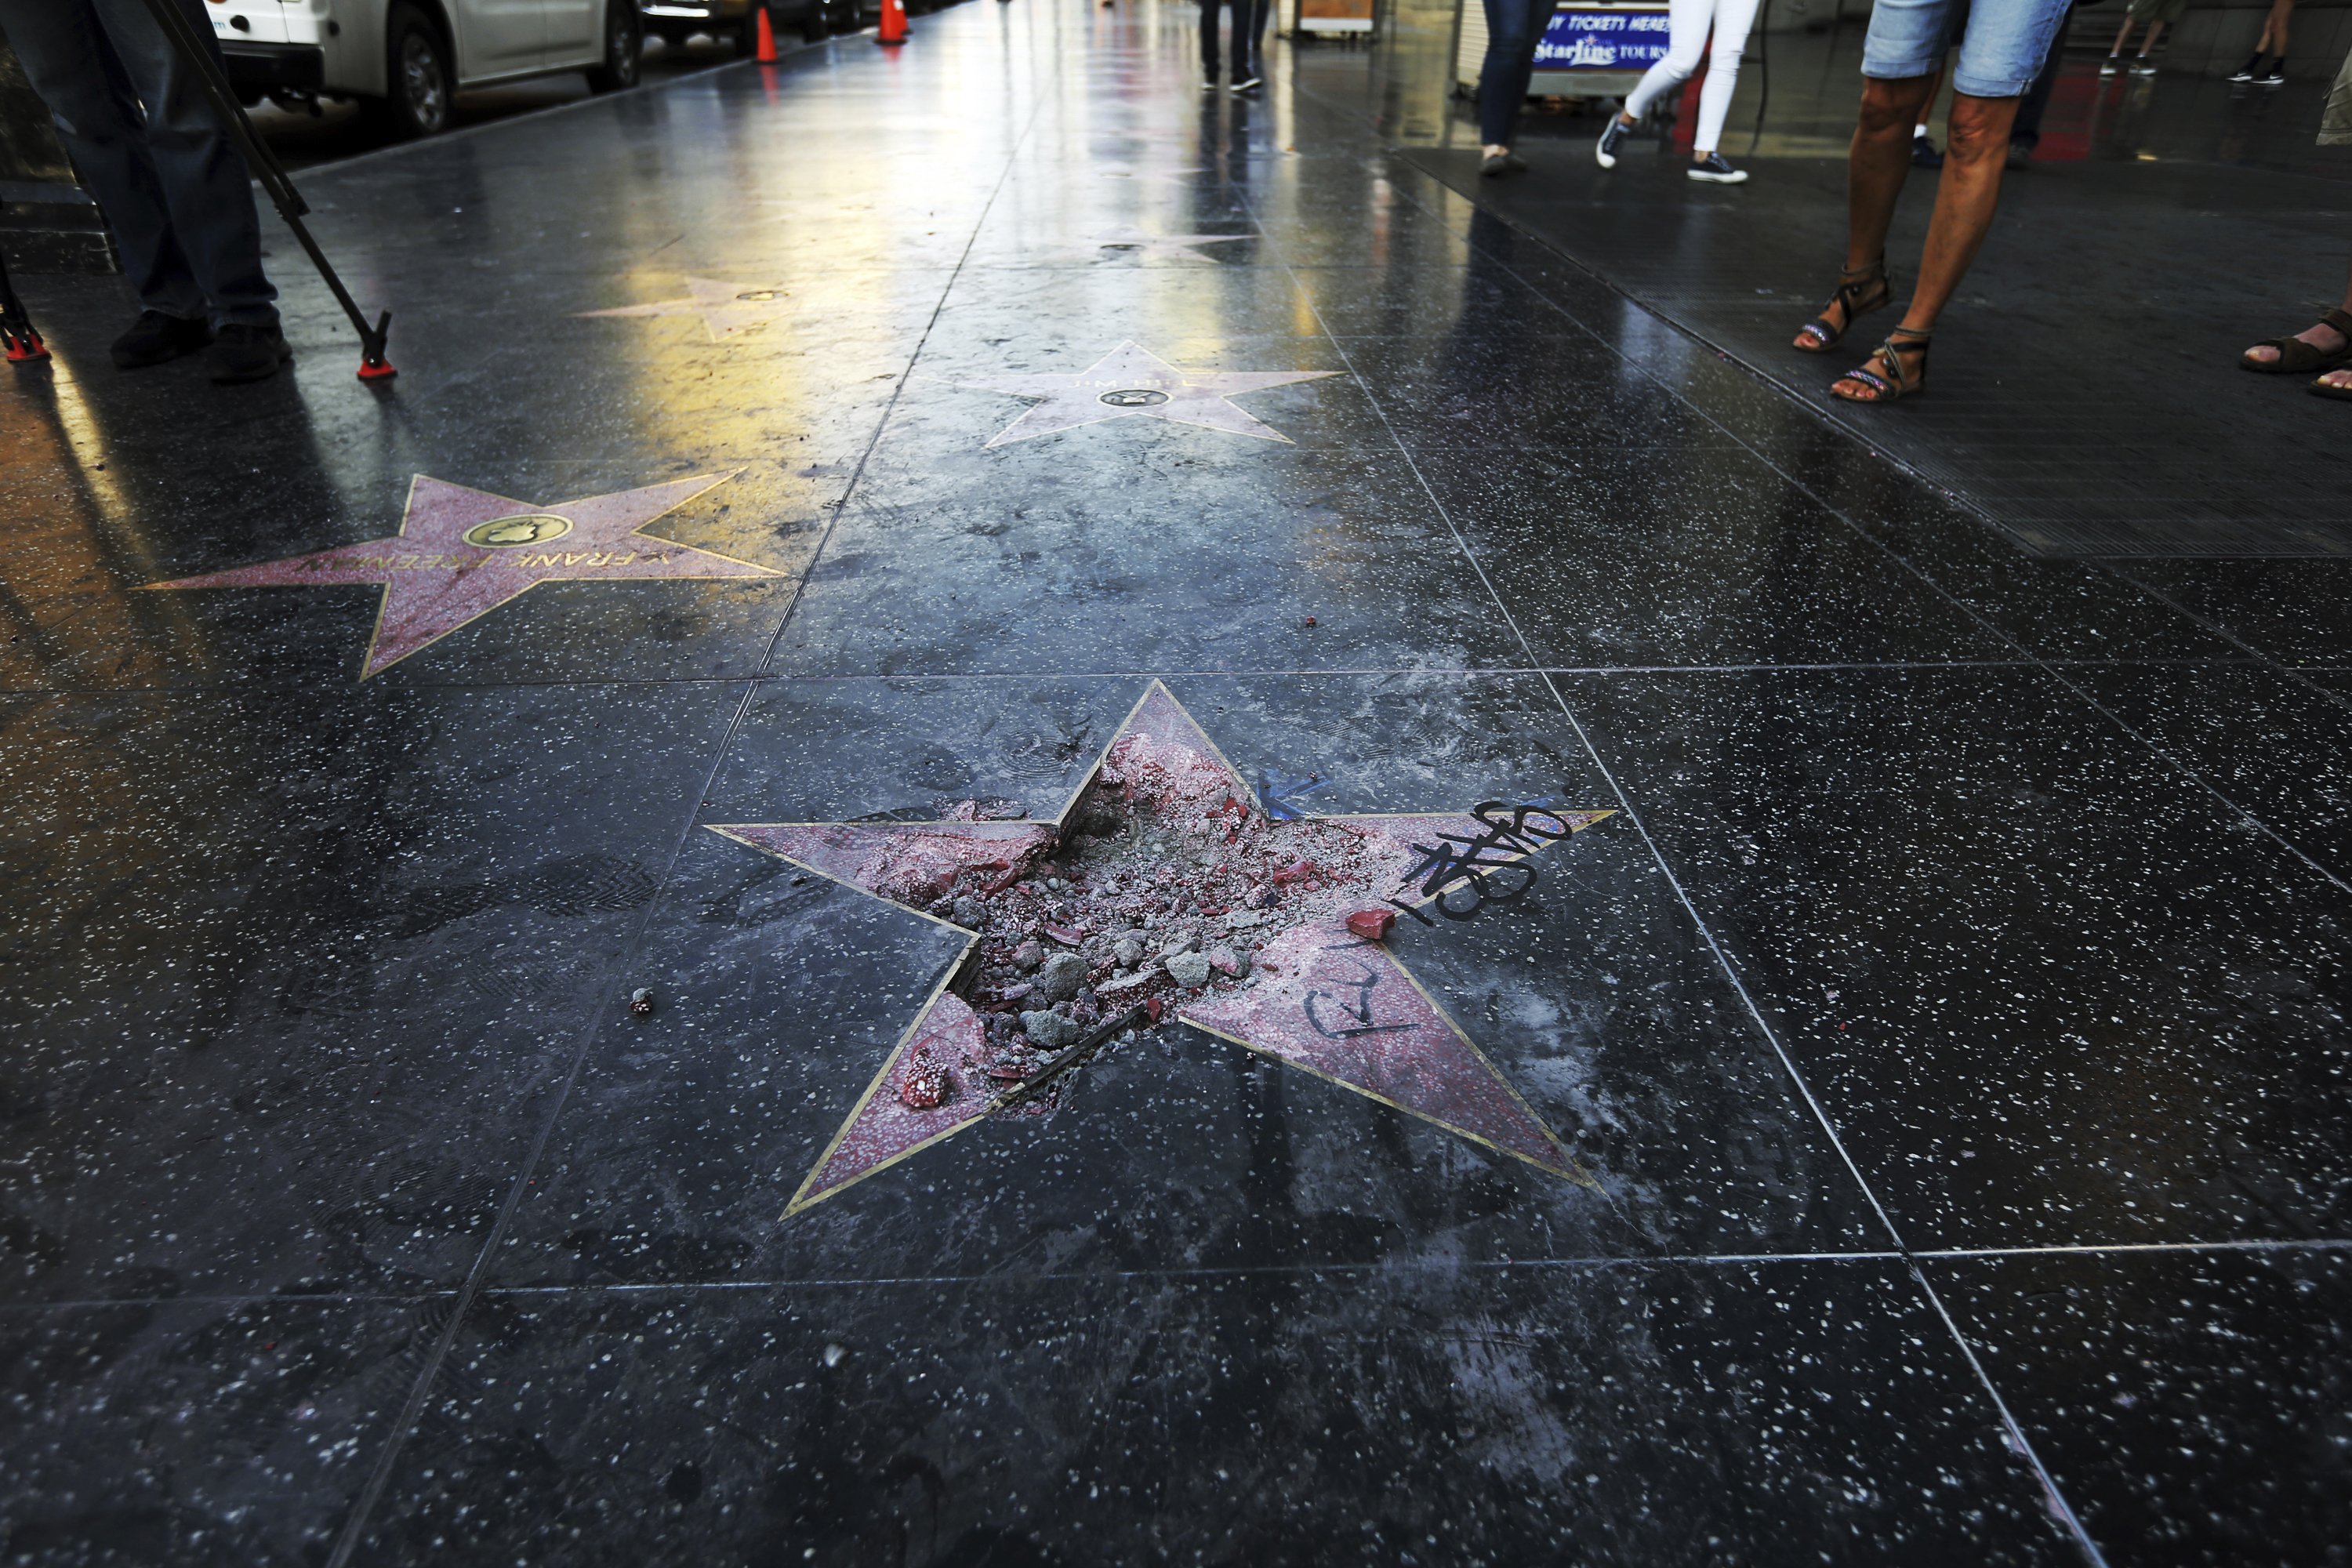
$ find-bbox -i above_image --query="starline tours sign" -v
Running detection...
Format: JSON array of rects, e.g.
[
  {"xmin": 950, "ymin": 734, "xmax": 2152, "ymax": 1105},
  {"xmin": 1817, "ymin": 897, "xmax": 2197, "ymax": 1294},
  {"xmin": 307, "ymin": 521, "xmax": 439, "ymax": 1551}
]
[{"xmin": 1533, "ymin": 5, "xmax": 1672, "ymax": 71}]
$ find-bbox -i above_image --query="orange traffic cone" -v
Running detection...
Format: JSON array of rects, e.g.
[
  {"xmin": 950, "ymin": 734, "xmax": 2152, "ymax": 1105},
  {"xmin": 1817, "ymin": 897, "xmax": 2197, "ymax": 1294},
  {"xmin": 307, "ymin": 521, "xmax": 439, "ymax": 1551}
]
[
  {"xmin": 878, "ymin": 0, "xmax": 908, "ymax": 45},
  {"xmin": 754, "ymin": 4, "xmax": 779, "ymax": 61}
]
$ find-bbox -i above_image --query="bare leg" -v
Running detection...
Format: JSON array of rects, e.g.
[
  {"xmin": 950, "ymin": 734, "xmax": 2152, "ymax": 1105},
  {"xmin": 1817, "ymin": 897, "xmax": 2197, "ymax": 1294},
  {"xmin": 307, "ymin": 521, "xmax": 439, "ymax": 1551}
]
[
  {"xmin": 1833, "ymin": 91, "xmax": 2024, "ymax": 397},
  {"xmin": 1847, "ymin": 75, "xmax": 1936, "ymax": 272},
  {"xmin": 2108, "ymin": 18, "xmax": 2136, "ymax": 55},
  {"xmin": 1896, "ymin": 93, "xmax": 2024, "ymax": 333},
  {"xmin": 2140, "ymin": 20, "xmax": 2168, "ymax": 53}
]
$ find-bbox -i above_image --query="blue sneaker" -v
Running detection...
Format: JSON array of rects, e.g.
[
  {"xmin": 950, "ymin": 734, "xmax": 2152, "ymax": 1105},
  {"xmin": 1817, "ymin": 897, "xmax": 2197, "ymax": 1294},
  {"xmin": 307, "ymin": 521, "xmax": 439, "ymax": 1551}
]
[
  {"xmin": 1595, "ymin": 115, "xmax": 1632, "ymax": 169},
  {"xmin": 1687, "ymin": 151, "xmax": 1748, "ymax": 184}
]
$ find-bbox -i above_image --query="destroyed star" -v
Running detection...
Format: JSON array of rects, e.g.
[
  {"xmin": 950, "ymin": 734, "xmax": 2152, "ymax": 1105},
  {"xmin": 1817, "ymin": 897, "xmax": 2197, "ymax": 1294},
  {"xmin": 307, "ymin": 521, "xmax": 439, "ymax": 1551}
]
[{"xmin": 712, "ymin": 681, "xmax": 1613, "ymax": 1215}]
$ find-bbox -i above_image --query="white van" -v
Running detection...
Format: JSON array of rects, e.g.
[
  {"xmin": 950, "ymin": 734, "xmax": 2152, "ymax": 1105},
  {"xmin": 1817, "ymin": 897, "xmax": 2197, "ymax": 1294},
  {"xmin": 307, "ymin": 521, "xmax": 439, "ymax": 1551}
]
[{"xmin": 209, "ymin": 0, "xmax": 645, "ymax": 138}]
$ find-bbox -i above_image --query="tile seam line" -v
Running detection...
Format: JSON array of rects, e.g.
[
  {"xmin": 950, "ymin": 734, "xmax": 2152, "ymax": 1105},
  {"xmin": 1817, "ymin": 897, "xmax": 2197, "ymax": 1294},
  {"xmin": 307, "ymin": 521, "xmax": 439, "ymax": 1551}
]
[
  {"xmin": 10, "ymin": 1239, "xmax": 2345, "ymax": 1312},
  {"xmin": 1346, "ymin": 126, "xmax": 2352, "ymax": 899},
  {"xmin": 2, "ymin": 658, "xmax": 2285, "ymax": 700},
  {"xmin": 2097, "ymin": 562, "xmax": 2352, "ymax": 720},
  {"xmin": 314, "ymin": 72, "xmax": 1052, "ymax": 1568},
  {"xmin": 1237, "ymin": 165, "xmax": 2111, "ymax": 1568}
]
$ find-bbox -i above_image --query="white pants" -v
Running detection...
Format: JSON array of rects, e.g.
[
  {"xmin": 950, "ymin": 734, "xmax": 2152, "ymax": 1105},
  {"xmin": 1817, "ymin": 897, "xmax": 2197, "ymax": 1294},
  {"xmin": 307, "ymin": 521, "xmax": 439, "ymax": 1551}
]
[{"xmin": 1621, "ymin": 0, "xmax": 1762, "ymax": 154}]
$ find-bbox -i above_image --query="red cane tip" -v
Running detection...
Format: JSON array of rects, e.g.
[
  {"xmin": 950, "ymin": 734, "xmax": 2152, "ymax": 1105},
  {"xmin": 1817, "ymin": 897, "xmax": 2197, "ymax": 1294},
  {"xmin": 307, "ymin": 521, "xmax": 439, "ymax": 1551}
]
[{"xmin": 357, "ymin": 358, "xmax": 397, "ymax": 381}]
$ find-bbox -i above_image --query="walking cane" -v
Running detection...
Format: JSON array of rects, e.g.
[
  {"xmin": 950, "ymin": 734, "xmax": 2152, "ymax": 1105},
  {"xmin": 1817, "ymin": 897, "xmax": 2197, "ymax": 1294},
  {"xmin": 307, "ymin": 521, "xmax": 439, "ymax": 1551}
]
[{"xmin": 131, "ymin": 0, "xmax": 395, "ymax": 380}]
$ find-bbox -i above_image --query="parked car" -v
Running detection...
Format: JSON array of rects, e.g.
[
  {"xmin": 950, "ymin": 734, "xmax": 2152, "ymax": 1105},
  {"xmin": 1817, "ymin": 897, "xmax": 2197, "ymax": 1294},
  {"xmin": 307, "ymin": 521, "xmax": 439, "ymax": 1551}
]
[
  {"xmin": 207, "ymin": 0, "xmax": 646, "ymax": 139},
  {"xmin": 638, "ymin": 0, "xmax": 860, "ymax": 52}
]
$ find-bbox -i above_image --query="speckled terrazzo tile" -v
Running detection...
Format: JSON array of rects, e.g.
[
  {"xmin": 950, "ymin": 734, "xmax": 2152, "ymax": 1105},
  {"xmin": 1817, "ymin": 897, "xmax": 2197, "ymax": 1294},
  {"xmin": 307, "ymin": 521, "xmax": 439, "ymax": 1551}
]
[
  {"xmin": 483, "ymin": 672, "xmax": 1881, "ymax": 1290},
  {"xmin": 1409, "ymin": 446, "xmax": 2013, "ymax": 668},
  {"xmin": 1926, "ymin": 1248, "xmax": 2352, "ymax": 1568},
  {"xmin": 354, "ymin": 1263, "xmax": 2076, "ymax": 1564},
  {"xmin": 1555, "ymin": 667, "xmax": 2352, "ymax": 1251},
  {"xmin": 763, "ymin": 445, "xmax": 1526, "ymax": 677},
  {"xmin": 2065, "ymin": 665, "xmax": 2352, "ymax": 881},
  {"xmin": 0, "ymin": 1295, "xmax": 440, "ymax": 1567},
  {"xmin": 0, "ymin": 682, "xmax": 740, "ymax": 1302},
  {"xmin": 2104, "ymin": 561, "xmax": 2352, "ymax": 668}
]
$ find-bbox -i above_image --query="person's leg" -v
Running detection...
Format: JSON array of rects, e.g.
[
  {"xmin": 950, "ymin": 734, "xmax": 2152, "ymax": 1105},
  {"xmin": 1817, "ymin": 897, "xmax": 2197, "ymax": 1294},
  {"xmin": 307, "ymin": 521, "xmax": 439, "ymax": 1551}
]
[
  {"xmin": 2138, "ymin": 19, "xmax": 2165, "ymax": 55},
  {"xmin": 0, "ymin": 0, "xmax": 209, "ymax": 325},
  {"xmin": 1201, "ymin": 0, "xmax": 1224, "ymax": 80},
  {"xmin": 1476, "ymin": 0, "xmax": 1544, "ymax": 152},
  {"xmin": 1621, "ymin": 0, "xmax": 1711, "ymax": 125},
  {"xmin": 1849, "ymin": 75, "xmax": 1939, "ymax": 270},
  {"xmin": 1244, "ymin": 0, "xmax": 1271, "ymax": 80},
  {"xmin": 1835, "ymin": 0, "xmax": 2067, "ymax": 398},
  {"xmin": 84, "ymin": 0, "xmax": 278, "ymax": 328},
  {"xmin": 2107, "ymin": 16, "xmax": 2135, "ymax": 57},
  {"xmin": 1894, "ymin": 91, "xmax": 2020, "ymax": 332},
  {"xmin": 1692, "ymin": 0, "xmax": 1762, "ymax": 154}
]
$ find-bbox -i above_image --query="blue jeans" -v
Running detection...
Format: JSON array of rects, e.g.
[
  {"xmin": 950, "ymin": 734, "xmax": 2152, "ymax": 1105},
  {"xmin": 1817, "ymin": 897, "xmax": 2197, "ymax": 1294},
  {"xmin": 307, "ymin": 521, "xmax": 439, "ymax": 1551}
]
[
  {"xmin": 1864, "ymin": 0, "xmax": 2071, "ymax": 97},
  {"xmin": 1201, "ymin": 0, "xmax": 1267, "ymax": 78},
  {"xmin": 0, "ymin": 0, "xmax": 279, "ymax": 327},
  {"xmin": 1478, "ymin": 0, "xmax": 1552, "ymax": 146}
]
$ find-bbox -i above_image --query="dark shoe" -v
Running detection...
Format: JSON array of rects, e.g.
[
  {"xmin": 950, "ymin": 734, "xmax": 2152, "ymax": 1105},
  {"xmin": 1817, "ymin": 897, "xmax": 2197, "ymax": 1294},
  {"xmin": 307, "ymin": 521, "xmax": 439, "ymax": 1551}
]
[
  {"xmin": 209, "ymin": 322, "xmax": 292, "ymax": 384},
  {"xmin": 1231, "ymin": 71, "xmax": 1262, "ymax": 91},
  {"xmin": 1479, "ymin": 150, "xmax": 1526, "ymax": 176},
  {"xmin": 1910, "ymin": 131, "xmax": 1944, "ymax": 168},
  {"xmin": 1687, "ymin": 151, "xmax": 1748, "ymax": 183},
  {"xmin": 1595, "ymin": 115, "xmax": 1632, "ymax": 169},
  {"xmin": 2100, "ymin": 54, "xmax": 2122, "ymax": 76},
  {"xmin": 111, "ymin": 310, "xmax": 212, "ymax": 369},
  {"xmin": 2259, "ymin": 60, "xmax": 2286, "ymax": 84},
  {"xmin": 2129, "ymin": 56, "xmax": 2158, "ymax": 76},
  {"xmin": 2228, "ymin": 53, "xmax": 2263, "ymax": 82},
  {"xmin": 2005, "ymin": 137, "xmax": 2034, "ymax": 169}
]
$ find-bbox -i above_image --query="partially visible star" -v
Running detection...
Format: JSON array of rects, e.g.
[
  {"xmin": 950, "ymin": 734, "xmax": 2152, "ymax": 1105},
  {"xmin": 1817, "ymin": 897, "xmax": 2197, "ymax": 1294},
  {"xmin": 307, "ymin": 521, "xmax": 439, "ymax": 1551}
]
[
  {"xmin": 713, "ymin": 681, "xmax": 1613, "ymax": 1216},
  {"xmin": 574, "ymin": 276, "xmax": 793, "ymax": 340},
  {"xmin": 146, "ymin": 474, "xmax": 777, "ymax": 678},
  {"xmin": 961, "ymin": 340, "xmax": 1338, "ymax": 447},
  {"xmin": 1057, "ymin": 229, "xmax": 1251, "ymax": 264}
]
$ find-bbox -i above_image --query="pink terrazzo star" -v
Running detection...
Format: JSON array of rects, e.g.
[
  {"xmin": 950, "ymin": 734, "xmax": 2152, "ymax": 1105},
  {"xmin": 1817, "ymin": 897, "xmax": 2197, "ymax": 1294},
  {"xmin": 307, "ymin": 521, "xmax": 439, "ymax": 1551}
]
[
  {"xmin": 146, "ymin": 474, "xmax": 778, "ymax": 678},
  {"xmin": 712, "ymin": 681, "xmax": 1613, "ymax": 1216}
]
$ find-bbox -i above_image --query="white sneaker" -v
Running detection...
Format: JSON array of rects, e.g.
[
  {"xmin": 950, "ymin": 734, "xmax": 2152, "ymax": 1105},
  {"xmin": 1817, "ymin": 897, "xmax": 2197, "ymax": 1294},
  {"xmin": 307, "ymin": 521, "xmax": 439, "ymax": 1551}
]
[{"xmin": 1688, "ymin": 151, "xmax": 1748, "ymax": 184}]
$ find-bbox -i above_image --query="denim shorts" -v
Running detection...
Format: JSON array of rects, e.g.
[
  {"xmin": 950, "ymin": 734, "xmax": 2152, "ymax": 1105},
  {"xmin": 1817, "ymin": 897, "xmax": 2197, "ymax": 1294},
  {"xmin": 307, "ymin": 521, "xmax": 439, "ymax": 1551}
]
[{"xmin": 1862, "ymin": 0, "xmax": 2071, "ymax": 97}]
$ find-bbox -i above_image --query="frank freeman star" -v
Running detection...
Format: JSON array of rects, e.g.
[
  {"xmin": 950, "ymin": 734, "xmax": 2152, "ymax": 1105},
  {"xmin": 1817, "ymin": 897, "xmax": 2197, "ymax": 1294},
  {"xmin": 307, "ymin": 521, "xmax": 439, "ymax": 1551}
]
[
  {"xmin": 961, "ymin": 341, "xmax": 1338, "ymax": 447},
  {"xmin": 713, "ymin": 681, "xmax": 1613, "ymax": 1216},
  {"xmin": 145, "ymin": 474, "xmax": 779, "ymax": 678}
]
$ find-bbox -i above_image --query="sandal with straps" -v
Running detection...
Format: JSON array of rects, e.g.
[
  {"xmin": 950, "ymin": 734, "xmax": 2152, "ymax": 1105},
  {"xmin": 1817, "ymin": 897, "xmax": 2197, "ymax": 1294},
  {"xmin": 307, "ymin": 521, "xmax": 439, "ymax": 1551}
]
[
  {"xmin": 2241, "ymin": 307, "xmax": 2352, "ymax": 374},
  {"xmin": 1793, "ymin": 259, "xmax": 1892, "ymax": 354},
  {"xmin": 1830, "ymin": 326, "xmax": 1930, "ymax": 404}
]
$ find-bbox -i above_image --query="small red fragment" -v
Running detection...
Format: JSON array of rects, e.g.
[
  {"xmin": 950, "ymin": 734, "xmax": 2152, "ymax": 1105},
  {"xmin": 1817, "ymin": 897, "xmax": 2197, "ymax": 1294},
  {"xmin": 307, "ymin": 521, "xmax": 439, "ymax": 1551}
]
[
  {"xmin": 1043, "ymin": 924, "xmax": 1085, "ymax": 946},
  {"xmin": 1303, "ymin": 615, "xmax": 1316, "ymax": 626},
  {"xmin": 899, "ymin": 1058, "xmax": 948, "ymax": 1109},
  {"xmin": 1144, "ymin": 996, "xmax": 1164, "ymax": 1024},
  {"xmin": 1346, "ymin": 909, "xmax": 1396, "ymax": 942}
]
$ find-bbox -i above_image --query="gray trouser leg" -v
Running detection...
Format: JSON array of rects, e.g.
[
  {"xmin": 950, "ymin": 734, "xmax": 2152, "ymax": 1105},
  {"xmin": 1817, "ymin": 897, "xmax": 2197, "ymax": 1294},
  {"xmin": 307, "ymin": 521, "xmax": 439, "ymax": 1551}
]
[{"xmin": 0, "ymin": 0, "xmax": 278, "ymax": 326}]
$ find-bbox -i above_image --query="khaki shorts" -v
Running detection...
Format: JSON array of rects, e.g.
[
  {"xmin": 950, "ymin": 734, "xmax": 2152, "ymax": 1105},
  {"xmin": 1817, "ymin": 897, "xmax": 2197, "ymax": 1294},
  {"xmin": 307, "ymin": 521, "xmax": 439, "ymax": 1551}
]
[
  {"xmin": 2324, "ymin": 46, "xmax": 2351, "ymax": 145},
  {"xmin": 2125, "ymin": 0, "xmax": 2187, "ymax": 23}
]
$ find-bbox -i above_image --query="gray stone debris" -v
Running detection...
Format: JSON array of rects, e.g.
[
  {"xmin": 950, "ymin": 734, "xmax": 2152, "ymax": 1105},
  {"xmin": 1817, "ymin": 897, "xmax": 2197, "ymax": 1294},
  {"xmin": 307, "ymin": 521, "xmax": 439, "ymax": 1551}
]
[
  {"xmin": 1020, "ymin": 1009, "xmax": 1082, "ymax": 1051},
  {"xmin": 1112, "ymin": 936, "xmax": 1142, "ymax": 968},
  {"xmin": 1032, "ymin": 950, "xmax": 1088, "ymax": 1004},
  {"xmin": 1163, "ymin": 949, "xmax": 1212, "ymax": 989}
]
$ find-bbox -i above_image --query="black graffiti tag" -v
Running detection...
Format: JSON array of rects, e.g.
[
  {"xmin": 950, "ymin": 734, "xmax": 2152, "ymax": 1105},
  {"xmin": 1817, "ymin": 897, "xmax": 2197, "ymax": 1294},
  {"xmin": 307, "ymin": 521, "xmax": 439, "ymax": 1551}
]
[
  {"xmin": 1301, "ymin": 949, "xmax": 1419, "ymax": 1040},
  {"xmin": 1394, "ymin": 801, "xmax": 1576, "ymax": 923}
]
